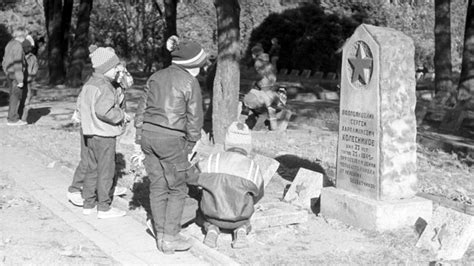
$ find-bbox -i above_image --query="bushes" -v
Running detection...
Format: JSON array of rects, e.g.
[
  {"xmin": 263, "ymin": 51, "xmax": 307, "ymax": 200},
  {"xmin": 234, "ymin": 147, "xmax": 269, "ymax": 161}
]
[
  {"xmin": 246, "ymin": 1, "xmax": 467, "ymax": 74},
  {"xmin": 247, "ymin": 4, "xmax": 363, "ymax": 73}
]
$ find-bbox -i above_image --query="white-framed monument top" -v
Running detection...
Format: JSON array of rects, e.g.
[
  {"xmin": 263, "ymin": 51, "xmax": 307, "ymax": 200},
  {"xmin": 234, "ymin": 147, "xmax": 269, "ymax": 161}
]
[{"xmin": 336, "ymin": 24, "xmax": 418, "ymax": 201}]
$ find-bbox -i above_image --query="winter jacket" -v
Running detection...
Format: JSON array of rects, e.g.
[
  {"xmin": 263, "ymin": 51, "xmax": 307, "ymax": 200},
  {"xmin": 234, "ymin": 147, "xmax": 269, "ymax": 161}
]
[
  {"xmin": 137, "ymin": 64, "xmax": 203, "ymax": 142},
  {"xmin": 2, "ymin": 39, "xmax": 25, "ymax": 84},
  {"xmin": 198, "ymin": 150, "xmax": 264, "ymax": 224},
  {"xmin": 77, "ymin": 72, "xmax": 125, "ymax": 137}
]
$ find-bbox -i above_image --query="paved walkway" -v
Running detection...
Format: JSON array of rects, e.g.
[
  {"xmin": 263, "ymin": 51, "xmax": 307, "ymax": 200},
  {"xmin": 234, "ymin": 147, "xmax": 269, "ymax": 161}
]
[
  {"xmin": 0, "ymin": 96, "xmax": 238, "ymax": 265},
  {"xmin": 0, "ymin": 144, "xmax": 212, "ymax": 265}
]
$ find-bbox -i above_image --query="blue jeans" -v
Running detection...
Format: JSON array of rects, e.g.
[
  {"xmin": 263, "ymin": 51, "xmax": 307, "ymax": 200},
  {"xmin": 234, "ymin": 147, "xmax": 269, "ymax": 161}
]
[
  {"xmin": 141, "ymin": 130, "xmax": 190, "ymax": 241},
  {"xmin": 82, "ymin": 135, "xmax": 116, "ymax": 211}
]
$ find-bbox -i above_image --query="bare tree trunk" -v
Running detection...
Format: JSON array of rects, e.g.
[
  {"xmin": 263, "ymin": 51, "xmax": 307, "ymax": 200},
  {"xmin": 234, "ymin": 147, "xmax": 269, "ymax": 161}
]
[
  {"xmin": 62, "ymin": 0, "xmax": 73, "ymax": 60},
  {"xmin": 44, "ymin": 0, "xmax": 72, "ymax": 85},
  {"xmin": 457, "ymin": 0, "xmax": 474, "ymax": 106},
  {"xmin": 67, "ymin": 0, "xmax": 93, "ymax": 88},
  {"xmin": 162, "ymin": 0, "xmax": 177, "ymax": 67},
  {"xmin": 212, "ymin": 0, "xmax": 241, "ymax": 144},
  {"xmin": 439, "ymin": 0, "xmax": 474, "ymax": 132},
  {"xmin": 433, "ymin": 0, "xmax": 453, "ymax": 105}
]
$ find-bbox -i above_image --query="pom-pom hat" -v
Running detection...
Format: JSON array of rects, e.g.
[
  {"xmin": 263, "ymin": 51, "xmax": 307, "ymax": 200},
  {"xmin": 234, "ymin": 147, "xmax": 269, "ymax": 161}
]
[
  {"xmin": 166, "ymin": 36, "xmax": 207, "ymax": 68},
  {"xmin": 89, "ymin": 45, "xmax": 120, "ymax": 74},
  {"xmin": 224, "ymin": 121, "xmax": 252, "ymax": 155}
]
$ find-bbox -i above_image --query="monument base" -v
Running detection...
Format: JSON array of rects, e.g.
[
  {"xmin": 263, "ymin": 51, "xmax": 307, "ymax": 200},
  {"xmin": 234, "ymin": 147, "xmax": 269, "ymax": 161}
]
[{"xmin": 321, "ymin": 187, "xmax": 432, "ymax": 232}]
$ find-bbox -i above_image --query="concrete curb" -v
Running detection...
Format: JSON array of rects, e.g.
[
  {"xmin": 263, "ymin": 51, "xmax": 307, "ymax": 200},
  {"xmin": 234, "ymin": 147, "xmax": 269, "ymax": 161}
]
[{"xmin": 59, "ymin": 157, "xmax": 239, "ymax": 265}]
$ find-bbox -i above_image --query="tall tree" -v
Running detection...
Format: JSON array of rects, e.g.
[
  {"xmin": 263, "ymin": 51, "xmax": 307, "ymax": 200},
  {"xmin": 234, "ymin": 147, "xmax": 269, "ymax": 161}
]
[
  {"xmin": 457, "ymin": 0, "xmax": 474, "ymax": 106},
  {"xmin": 212, "ymin": 0, "xmax": 241, "ymax": 143},
  {"xmin": 433, "ymin": 0, "xmax": 453, "ymax": 105},
  {"xmin": 67, "ymin": 0, "xmax": 93, "ymax": 88},
  {"xmin": 44, "ymin": 0, "xmax": 73, "ymax": 85},
  {"xmin": 162, "ymin": 0, "xmax": 177, "ymax": 67}
]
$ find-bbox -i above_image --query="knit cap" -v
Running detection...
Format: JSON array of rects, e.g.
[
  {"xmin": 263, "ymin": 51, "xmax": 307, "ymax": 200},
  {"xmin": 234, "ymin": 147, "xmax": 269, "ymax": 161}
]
[
  {"xmin": 89, "ymin": 45, "xmax": 120, "ymax": 74},
  {"xmin": 224, "ymin": 121, "xmax": 252, "ymax": 155},
  {"xmin": 166, "ymin": 36, "xmax": 207, "ymax": 68}
]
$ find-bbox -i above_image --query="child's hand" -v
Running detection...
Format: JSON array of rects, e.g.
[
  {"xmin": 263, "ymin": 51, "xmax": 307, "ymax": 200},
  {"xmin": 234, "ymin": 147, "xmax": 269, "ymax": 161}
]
[
  {"xmin": 124, "ymin": 112, "xmax": 131, "ymax": 123},
  {"xmin": 71, "ymin": 110, "xmax": 80, "ymax": 124}
]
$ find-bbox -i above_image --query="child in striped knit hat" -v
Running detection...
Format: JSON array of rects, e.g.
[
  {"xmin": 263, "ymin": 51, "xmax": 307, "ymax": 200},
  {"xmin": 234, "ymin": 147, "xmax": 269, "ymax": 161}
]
[
  {"xmin": 135, "ymin": 36, "xmax": 208, "ymax": 254},
  {"xmin": 194, "ymin": 121, "xmax": 264, "ymax": 249}
]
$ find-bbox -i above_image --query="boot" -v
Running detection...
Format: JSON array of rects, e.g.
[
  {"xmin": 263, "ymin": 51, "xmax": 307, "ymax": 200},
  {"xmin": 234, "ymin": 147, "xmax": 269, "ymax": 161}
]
[
  {"xmin": 231, "ymin": 226, "xmax": 248, "ymax": 249},
  {"xmin": 203, "ymin": 224, "xmax": 220, "ymax": 248},
  {"xmin": 161, "ymin": 236, "xmax": 192, "ymax": 255}
]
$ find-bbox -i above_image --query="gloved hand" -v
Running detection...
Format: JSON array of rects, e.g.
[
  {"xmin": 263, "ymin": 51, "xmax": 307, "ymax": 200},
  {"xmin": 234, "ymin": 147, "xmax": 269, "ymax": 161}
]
[{"xmin": 185, "ymin": 141, "xmax": 196, "ymax": 155}]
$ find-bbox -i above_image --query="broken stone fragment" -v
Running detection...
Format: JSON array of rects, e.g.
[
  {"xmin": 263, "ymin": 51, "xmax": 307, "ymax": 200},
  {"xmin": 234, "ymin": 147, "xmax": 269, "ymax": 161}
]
[
  {"xmin": 251, "ymin": 201, "xmax": 309, "ymax": 230},
  {"xmin": 416, "ymin": 206, "xmax": 474, "ymax": 261},
  {"xmin": 253, "ymin": 154, "xmax": 279, "ymax": 188},
  {"xmin": 283, "ymin": 168, "xmax": 323, "ymax": 210}
]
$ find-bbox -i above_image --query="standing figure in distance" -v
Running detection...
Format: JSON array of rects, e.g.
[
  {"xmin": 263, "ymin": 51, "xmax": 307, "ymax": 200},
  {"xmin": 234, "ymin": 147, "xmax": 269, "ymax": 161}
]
[
  {"xmin": 269, "ymin": 37, "xmax": 281, "ymax": 71},
  {"xmin": 2, "ymin": 27, "xmax": 27, "ymax": 126},
  {"xmin": 20, "ymin": 35, "xmax": 38, "ymax": 122}
]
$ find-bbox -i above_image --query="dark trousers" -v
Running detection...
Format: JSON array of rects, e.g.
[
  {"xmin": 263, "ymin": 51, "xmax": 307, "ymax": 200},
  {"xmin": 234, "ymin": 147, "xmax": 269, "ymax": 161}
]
[
  {"xmin": 6, "ymin": 76, "xmax": 26, "ymax": 122},
  {"xmin": 141, "ymin": 130, "xmax": 189, "ymax": 241},
  {"xmin": 69, "ymin": 130, "xmax": 88, "ymax": 193},
  {"xmin": 204, "ymin": 218, "xmax": 250, "ymax": 232},
  {"xmin": 21, "ymin": 81, "xmax": 34, "ymax": 121},
  {"xmin": 82, "ymin": 135, "xmax": 116, "ymax": 211}
]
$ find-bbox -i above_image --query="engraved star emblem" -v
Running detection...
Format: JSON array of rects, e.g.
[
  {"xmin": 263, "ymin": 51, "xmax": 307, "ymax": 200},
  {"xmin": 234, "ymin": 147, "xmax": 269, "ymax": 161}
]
[{"xmin": 348, "ymin": 43, "xmax": 373, "ymax": 85}]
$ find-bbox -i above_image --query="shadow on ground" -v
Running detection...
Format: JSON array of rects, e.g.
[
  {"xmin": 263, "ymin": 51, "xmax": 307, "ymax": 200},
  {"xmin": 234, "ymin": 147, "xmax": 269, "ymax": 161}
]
[
  {"xmin": 26, "ymin": 107, "xmax": 51, "ymax": 124},
  {"xmin": 0, "ymin": 90, "xmax": 9, "ymax": 107}
]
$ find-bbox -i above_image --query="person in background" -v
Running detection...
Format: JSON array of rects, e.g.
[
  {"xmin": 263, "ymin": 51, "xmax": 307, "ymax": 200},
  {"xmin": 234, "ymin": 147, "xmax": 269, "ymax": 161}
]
[
  {"xmin": 75, "ymin": 45, "xmax": 130, "ymax": 219},
  {"xmin": 67, "ymin": 58, "xmax": 133, "ymax": 207},
  {"xmin": 20, "ymin": 35, "xmax": 38, "ymax": 122},
  {"xmin": 254, "ymin": 53, "xmax": 276, "ymax": 92},
  {"xmin": 192, "ymin": 121, "xmax": 264, "ymax": 249},
  {"xmin": 269, "ymin": 37, "xmax": 281, "ymax": 70},
  {"xmin": 250, "ymin": 43, "xmax": 264, "ymax": 70},
  {"xmin": 242, "ymin": 86, "xmax": 290, "ymax": 131},
  {"xmin": 242, "ymin": 51, "xmax": 282, "ymax": 130},
  {"xmin": 135, "ymin": 35, "xmax": 206, "ymax": 254},
  {"xmin": 2, "ymin": 27, "xmax": 27, "ymax": 126}
]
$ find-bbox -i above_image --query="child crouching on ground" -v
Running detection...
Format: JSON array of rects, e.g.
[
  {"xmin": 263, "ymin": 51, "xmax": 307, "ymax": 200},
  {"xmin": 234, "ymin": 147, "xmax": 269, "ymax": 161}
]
[
  {"xmin": 76, "ymin": 45, "xmax": 130, "ymax": 219},
  {"xmin": 193, "ymin": 122, "xmax": 264, "ymax": 249}
]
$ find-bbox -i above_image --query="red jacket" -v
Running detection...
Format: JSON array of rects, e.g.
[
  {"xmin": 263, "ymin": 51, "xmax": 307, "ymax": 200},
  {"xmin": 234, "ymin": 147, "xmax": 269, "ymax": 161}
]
[{"xmin": 198, "ymin": 150, "xmax": 264, "ymax": 223}]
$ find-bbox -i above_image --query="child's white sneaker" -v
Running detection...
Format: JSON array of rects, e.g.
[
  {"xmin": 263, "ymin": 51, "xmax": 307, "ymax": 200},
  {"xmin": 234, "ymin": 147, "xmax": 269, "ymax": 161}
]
[
  {"xmin": 113, "ymin": 186, "xmax": 127, "ymax": 196},
  {"xmin": 67, "ymin": 192, "xmax": 83, "ymax": 207},
  {"xmin": 97, "ymin": 207, "xmax": 126, "ymax": 219},
  {"xmin": 83, "ymin": 207, "xmax": 96, "ymax": 215}
]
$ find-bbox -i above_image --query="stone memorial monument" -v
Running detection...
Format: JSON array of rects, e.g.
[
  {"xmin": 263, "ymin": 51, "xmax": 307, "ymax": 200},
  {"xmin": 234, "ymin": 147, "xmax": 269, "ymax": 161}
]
[{"xmin": 320, "ymin": 24, "xmax": 432, "ymax": 231}]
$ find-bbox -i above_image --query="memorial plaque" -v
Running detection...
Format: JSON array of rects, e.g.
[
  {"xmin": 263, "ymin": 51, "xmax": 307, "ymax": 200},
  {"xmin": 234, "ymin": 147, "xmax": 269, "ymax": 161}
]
[{"xmin": 336, "ymin": 24, "xmax": 417, "ymax": 200}]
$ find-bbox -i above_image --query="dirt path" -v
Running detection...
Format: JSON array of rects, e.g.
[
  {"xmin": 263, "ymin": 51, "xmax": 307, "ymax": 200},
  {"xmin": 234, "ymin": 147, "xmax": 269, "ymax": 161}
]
[
  {"xmin": 0, "ymin": 125, "xmax": 214, "ymax": 265},
  {"xmin": 1, "ymin": 89, "xmax": 474, "ymax": 264},
  {"xmin": 0, "ymin": 170, "xmax": 116, "ymax": 265}
]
